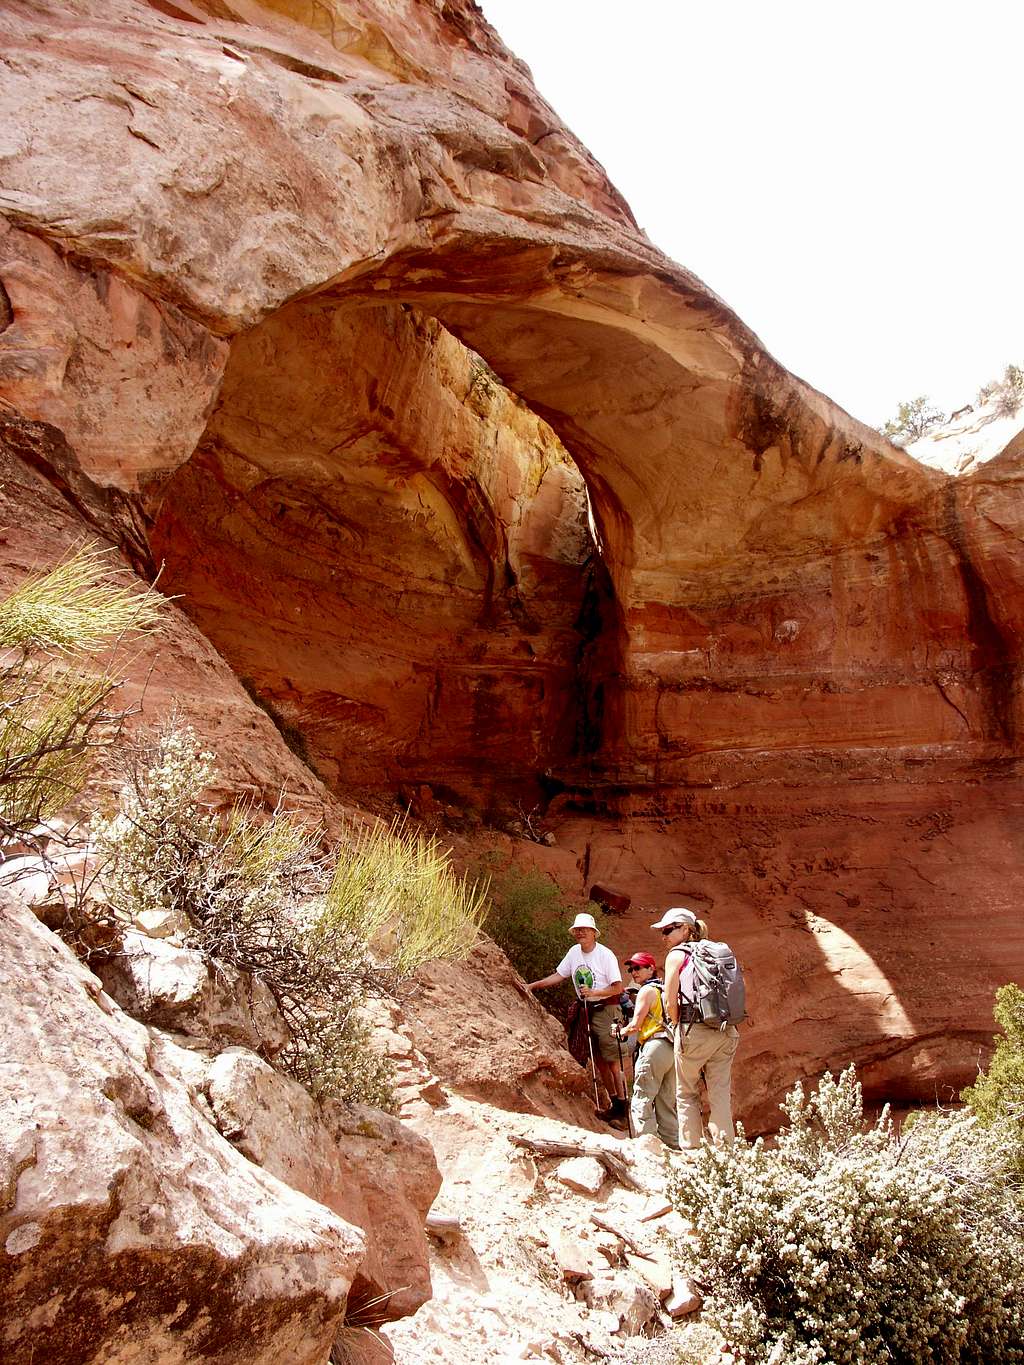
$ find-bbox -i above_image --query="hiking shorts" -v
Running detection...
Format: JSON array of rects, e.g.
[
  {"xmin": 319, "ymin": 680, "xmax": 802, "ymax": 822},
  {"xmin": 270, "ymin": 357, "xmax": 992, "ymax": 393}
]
[{"xmin": 589, "ymin": 1003, "xmax": 625, "ymax": 1063}]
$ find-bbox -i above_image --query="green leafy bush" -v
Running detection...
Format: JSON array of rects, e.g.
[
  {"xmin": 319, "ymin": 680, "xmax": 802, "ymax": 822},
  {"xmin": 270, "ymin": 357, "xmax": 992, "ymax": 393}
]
[
  {"xmin": 963, "ymin": 983, "xmax": 1024, "ymax": 1173},
  {"xmin": 481, "ymin": 863, "xmax": 582, "ymax": 1025},
  {"xmin": 880, "ymin": 395, "xmax": 944, "ymax": 445},
  {"xmin": 667, "ymin": 1066, "xmax": 1024, "ymax": 1364}
]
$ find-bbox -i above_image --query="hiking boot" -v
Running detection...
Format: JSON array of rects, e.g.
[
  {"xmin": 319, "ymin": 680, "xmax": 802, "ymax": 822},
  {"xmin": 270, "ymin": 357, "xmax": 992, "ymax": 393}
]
[{"xmin": 597, "ymin": 1096, "xmax": 628, "ymax": 1122}]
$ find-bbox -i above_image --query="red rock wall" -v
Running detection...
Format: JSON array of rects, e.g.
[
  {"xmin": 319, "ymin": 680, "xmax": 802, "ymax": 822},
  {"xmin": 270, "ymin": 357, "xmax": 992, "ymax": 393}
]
[
  {"xmin": 147, "ymin": 298, "xmax": 593, "ymax": 809},
  {"xmin": 1, "ymin": 0, "xmax": 1022, "ymax": 1125}
]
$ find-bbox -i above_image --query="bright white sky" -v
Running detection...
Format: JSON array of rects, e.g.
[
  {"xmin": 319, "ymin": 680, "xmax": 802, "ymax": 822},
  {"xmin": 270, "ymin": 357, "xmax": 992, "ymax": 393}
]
[{"xmin": 480, "ymin": 0, "xmax": 1022, "ymax": 429}]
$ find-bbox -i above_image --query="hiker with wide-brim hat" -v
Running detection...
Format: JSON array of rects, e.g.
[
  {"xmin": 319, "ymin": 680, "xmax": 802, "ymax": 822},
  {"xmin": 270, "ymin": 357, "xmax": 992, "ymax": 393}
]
[
  {"xmin": 656, "ymin": 907, "xmax": 739, "ymax": 1148},
  {"xmin": 528, "ymin": 912, "xmax": 628, "ymax": 1122},
  {"xmin": 615, "ymin": 951, "xmax": 679, "ymax": 1149}
]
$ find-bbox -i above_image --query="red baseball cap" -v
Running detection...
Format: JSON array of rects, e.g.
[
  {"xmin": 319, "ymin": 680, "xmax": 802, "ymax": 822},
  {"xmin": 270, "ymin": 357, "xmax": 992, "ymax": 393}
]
[{"xmin": 625, "ymin": 951, "xmax": 656, "ymax": 969}]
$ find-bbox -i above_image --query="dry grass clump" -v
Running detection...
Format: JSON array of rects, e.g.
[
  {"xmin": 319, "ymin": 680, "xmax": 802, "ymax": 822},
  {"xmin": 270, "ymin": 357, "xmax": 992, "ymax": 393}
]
[
  {"xmin": 319, "ymin": 819, "xmax": 488, "ymax": 978},
  {"xmin": 0, "ymin": 545, "xmax": 163, "ymax": 847},
  {"xmin": 0, "ymin": 546, "xmax": 163, "ymax": 655}
]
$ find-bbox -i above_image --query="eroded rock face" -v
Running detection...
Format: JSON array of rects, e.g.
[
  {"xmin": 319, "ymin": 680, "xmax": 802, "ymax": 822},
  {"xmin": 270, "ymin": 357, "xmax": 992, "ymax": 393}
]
[
  {"xmin": 205, "ymin": 1049, "xmax": 441, "ymax": 1320},
  {"xmin": 148, "ymin": 298, "xmax": 593, "ymax": 806},
  {"xmin": 0, "ymin": 221, "xmax": 227, "ymax": 495},
  {"xmin": 1, "ymin": 0, "xmax": 1023, "ymax": 1125},
  {"xmin": 0, "ymin": 895, "xmax": 365, "ymax": 1365},
  {"xmin": 0, "ymin": 446, "xmax": 349, "ymax": 830}
]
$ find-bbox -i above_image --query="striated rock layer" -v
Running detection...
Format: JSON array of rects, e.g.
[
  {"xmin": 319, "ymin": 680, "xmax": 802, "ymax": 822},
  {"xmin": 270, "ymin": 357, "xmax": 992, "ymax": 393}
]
[{"xmin": 0, "ymin": 0, "xmax": 1022, "ymax": 1128}]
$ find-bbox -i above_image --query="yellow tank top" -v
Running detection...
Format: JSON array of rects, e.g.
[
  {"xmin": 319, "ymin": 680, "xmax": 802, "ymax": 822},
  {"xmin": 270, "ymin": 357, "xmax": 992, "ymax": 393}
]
[{"xmin": 638, "ymin": 982, "xmax": 669, "ymax": 1045}]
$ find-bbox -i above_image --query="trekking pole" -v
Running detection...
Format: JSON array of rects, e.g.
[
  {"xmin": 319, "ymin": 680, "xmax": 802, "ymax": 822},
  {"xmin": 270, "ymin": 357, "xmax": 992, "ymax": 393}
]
[
  {"xmin": 584, "ymin": 1005, "xmax": 602, "ymax": 1111},
  {"xmin": 614, "ymin": 1026, "xmax": 634, "ymax": 1138}
]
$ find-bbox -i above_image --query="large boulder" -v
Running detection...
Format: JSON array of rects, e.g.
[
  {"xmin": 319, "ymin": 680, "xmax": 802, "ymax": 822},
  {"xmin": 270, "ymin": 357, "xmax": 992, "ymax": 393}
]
[
  {"xmin": 400, "ymin": 939, "xmax": 598, "ymax": 1127},
  {"xmin": 0, "ymin": 894, "xmax": 365, "ymax": 1365},
  {"xmin": 96, "ymin": 930, "xmax": 292, "ymax": 1057},
  {"xmin": 205, "ymin": 1048, "xmax": 441, "ymax": 1321}
]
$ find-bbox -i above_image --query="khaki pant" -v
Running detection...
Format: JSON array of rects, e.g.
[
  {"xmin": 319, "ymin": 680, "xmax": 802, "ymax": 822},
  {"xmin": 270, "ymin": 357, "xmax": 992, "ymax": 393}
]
[
  {"xmin": 675, "ymin": 1023, "xmax": 739, "ymax": 1148},
  {"xmin": 589, "ymin": 1004, "xmax": 625, "ymax": 1063},
  {"xmin": 630, "ymin": 1035, "xmax": 679, "ymax": 1148}
]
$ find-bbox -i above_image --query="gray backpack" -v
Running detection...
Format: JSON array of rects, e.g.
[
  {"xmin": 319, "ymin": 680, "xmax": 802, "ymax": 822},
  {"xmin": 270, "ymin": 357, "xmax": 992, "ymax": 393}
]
[{"xmin": 678, "ymin": 940, "xmax": 746, "ymax": 1030}]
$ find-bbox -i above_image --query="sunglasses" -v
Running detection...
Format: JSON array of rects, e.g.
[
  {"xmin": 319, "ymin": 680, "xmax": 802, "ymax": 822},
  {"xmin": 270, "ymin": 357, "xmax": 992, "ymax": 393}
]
[
  {"xmin": 660, "ymin": 924, "xmax": 686, "ymax": 936},
  {"xmin": 625, "ymin": 964, "xmax": 646, "ymax": 973}
]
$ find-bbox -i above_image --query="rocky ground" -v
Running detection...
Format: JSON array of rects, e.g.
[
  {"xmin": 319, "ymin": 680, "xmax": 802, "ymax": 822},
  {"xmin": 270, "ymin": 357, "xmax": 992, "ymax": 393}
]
[
  {"xmin": 2, "ymin": 832, "xmax": 716, "ymax": 1365},
  {"xmin": 383, "ymin": 1094, "xmax": 712, "ymax": 1365}
]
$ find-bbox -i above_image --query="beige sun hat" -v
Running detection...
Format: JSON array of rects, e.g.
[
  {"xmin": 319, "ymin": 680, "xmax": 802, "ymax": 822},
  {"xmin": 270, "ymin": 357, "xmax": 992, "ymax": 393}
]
[
  {"xmin": 569, "ymin": 911, "xmax": 601, "ymax": 936},
  {"xmin": 649, "ymin": 907, "xmax": 697, "ymax": 930}
]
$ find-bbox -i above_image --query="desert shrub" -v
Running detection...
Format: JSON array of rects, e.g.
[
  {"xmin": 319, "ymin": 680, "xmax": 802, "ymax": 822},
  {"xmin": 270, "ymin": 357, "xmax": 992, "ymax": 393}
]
[
  {"xmin": 976, "ymin": 363, "xmax": 1024, "ymax": 416},
  {"xmin": 995, "ymin": 384, "xmax": 1023, "ymax": 420},
  {"xmin": 667, "ymin": 1065, "xmax": 1024, "ymax": 1364},
  {"xmin": 92, "ymin": 723, "xmax": 395, "ymax": 1102},
  {"xmin": 93, "ymin": 725, "xmax": 325, "ymax": 939},
  {"xmin": 963, "ymin": 983, "xmax": 1024, "ymax": 1173},
  {"xmin": 880, "ymin": 395, "xmax": 945, "ymax": 445},
  {"xmin": 95, "ymin": 732, "xmax": 485, "ymax": 1107},
  {"xmin": 481, "ymin": 863, "xmax": 582, "ymax": 1025},
  {"xmin": 319, "ymin": 819, "xmax": 488, "ymax": 978},
  {"xmin": 0, "ymin": 545, "xmax": 162, "ymax": 848},
  {"xmin": 286, "ymin": 1010, "xmax": 396, "ymax": 1112}
]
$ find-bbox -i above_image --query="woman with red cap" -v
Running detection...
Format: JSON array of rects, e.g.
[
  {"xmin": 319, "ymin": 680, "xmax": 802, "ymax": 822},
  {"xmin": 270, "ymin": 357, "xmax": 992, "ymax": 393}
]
[{"xmin": 616, "ymin": 951, "xmax": 679, "ymax": 1149}]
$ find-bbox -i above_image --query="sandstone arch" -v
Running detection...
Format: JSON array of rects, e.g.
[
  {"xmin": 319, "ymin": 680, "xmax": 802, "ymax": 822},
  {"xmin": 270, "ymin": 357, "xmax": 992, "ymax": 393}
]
[{"xmin": 1, "ymin": 0, "xmax": 1022, "ymax": 1123}]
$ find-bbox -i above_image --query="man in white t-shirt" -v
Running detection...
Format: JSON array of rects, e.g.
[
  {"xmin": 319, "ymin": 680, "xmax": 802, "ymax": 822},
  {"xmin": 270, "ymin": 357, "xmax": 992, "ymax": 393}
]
[{"xmin": 528, "ymin": 912, "xmax": 628, "ymax": 1122}]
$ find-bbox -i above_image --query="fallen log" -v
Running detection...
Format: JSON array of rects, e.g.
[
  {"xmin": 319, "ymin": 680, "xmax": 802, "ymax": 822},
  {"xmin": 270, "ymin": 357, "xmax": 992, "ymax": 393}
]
[{"xmin": 508, "ymin": 1136, "xmax": 644, "ymax": 1192}]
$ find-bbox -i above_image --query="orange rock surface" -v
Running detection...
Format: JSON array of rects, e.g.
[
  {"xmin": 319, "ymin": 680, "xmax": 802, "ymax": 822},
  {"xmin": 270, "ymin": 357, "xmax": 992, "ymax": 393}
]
[{"xmin": 1, "ymin": 0, "xmax": 1022, "ymax": 1133}]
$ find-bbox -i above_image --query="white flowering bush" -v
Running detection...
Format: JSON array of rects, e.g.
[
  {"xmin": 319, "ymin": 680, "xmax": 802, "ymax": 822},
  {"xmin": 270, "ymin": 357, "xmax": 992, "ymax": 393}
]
[
  {"xmin": 93, "ymin": 725, "xmax": 323, "ymax": 945},
  {"xmin": 667, "ymin": 1066, "xmax": 1024, "ymax": 1363}
]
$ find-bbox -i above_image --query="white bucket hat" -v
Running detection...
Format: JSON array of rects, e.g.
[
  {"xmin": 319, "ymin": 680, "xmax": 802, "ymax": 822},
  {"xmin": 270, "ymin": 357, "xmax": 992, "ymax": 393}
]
[
  {"xmin": 569, "ymin": 912, "xmax": 601, "ymax": 936},
  {"xmin": 649, "ymin": 907, "xmax": 697, "ymax": 930}
]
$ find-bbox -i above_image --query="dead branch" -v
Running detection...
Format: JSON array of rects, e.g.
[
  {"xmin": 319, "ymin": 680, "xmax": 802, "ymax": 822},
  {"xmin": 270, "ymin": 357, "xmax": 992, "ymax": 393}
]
[
  {"xmin": 588, "ymin": 1211, "xmax": 648, "ymax": 1258},
  {"xmin": 507, "ymin": 1135, "xmax": 644, "ymax": 1192}
]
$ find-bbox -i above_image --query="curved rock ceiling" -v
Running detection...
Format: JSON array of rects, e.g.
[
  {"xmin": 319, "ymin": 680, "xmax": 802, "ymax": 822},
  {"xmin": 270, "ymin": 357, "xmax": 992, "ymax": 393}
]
[{"xmin": 1, "ymin": 0, "xmax": 1022, "ymax": 1121}]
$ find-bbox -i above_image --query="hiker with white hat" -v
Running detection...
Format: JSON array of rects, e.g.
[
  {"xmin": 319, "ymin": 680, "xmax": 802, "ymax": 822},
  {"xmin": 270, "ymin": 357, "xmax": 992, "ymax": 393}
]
[
  {"xmin": 528, "ymin": 912, "xmax": 628, "ymax": 1122},
  {"xmin": 654, "ymin": 907, "xmax": 740, "ymax": 1148}
]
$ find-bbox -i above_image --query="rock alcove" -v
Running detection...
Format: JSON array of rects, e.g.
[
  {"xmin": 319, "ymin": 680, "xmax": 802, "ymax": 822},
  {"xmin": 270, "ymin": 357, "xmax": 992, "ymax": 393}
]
[{"xmin": 0, "ymin": 0, "xmax": 1022, "ymax": 1127}]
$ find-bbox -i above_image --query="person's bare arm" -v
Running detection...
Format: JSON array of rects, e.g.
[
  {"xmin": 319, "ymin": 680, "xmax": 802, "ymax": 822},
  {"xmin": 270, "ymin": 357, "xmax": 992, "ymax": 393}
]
[
  {"xmin": 527, "ymin": 971, "xmax": 565, "ymax": 992},
  {"xmin": 664, "ymin": 950, "xmax": 683, "ymax": 1027},
  {"xmin": 621, "ymin": 983, "xmax": 655, "ymax": 1036}
]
